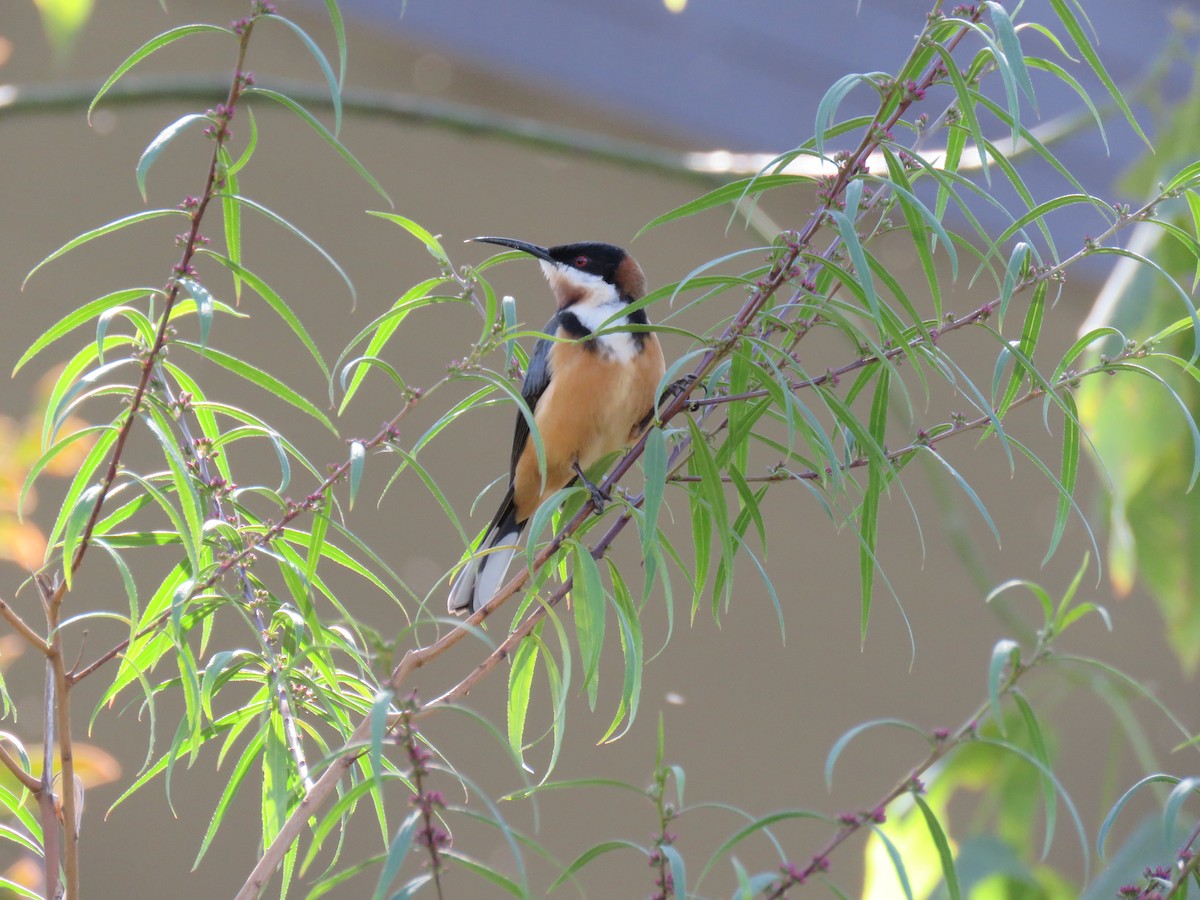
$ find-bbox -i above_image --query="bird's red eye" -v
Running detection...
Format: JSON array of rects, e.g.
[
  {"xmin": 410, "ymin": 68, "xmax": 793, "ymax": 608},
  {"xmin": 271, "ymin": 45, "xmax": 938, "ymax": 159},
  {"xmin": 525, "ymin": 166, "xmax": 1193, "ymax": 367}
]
[{"xmin": 574, "ymin": 255, "xmax": 589, "ymax": 268}]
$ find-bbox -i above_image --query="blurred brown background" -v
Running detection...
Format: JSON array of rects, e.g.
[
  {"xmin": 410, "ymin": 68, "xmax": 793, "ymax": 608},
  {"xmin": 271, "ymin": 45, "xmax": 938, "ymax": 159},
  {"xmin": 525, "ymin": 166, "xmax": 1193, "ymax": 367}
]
[{"xmin": 0, "ymin": 1, "xmax": 1195, "ymax": 897}]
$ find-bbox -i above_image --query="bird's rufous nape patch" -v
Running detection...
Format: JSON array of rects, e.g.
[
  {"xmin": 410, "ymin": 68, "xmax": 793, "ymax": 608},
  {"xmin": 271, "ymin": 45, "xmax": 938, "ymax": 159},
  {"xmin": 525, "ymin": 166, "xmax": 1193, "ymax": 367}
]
[{"xmin": 615, "ymin": 254, "xmax": 647, "ymax": 300}]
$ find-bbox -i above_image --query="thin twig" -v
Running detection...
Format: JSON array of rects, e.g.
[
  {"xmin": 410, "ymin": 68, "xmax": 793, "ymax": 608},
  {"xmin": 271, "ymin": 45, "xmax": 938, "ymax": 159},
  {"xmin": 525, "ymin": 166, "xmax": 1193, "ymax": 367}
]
[
  {"xmin": 0, "ymin": 595, "xmax": 50, "ymax": 655},
  {"xmin": 0, "ymin": 742, "xmax": 41, "ymax": 794},
  {"xmin": 50, "ymin": 638, "xmax": 77, "ymax": 898},
  {"xmin": 39, "ymin": 656, "xmax": 59, "ymax": 900}
]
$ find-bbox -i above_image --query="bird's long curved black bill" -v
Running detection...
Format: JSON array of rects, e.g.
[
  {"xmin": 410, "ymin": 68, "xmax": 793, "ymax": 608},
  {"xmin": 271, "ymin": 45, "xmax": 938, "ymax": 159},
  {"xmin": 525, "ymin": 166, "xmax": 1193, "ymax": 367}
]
[{"xmin": 469, "ymin": 236, "xmax": 555, "ymax": 263}]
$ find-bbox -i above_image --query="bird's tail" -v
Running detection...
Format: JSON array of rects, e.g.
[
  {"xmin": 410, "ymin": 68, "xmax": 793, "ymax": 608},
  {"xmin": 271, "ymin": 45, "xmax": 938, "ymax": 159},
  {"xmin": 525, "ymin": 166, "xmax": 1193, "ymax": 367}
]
[{"xmin": 447, "ymin": 491, "xmax": 524, "ymax": 615}]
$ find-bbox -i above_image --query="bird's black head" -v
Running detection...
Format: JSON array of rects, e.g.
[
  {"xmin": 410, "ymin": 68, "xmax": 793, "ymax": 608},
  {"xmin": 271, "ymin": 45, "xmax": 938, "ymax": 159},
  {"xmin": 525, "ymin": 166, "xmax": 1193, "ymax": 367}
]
[{"xmin": 471, "ymin": 236, "xmax": 647, "ymax": 306}]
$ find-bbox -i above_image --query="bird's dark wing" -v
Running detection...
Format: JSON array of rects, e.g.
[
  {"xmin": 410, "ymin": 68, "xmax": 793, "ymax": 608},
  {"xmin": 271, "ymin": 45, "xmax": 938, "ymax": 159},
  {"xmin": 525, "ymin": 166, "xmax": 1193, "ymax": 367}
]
[{"xmin": 509, "ymin": 313, "xmax": 557, "ymax": 475}]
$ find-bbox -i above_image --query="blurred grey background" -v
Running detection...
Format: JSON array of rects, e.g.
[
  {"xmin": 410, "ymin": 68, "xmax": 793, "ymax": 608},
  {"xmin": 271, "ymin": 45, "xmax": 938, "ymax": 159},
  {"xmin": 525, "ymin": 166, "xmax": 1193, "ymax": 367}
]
[{"xmin": 0, "ymin": 1, "xmax": 1195, "ymax": 896}]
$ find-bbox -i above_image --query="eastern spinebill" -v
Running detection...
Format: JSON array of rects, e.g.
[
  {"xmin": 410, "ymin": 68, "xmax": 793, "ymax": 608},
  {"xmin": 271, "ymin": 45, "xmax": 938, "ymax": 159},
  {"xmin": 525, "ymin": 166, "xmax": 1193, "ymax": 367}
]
[{"xmin": 447, "ymin": 237, "xmax": 666, "ymax": 615}]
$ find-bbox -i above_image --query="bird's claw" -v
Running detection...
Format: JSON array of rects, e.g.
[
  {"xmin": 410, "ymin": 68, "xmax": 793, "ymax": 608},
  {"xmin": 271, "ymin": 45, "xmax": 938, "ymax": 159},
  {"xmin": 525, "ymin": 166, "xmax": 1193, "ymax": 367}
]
[
  {"xmin": 573, "ymin": 462, "xmax": 610, "ymax": 513},
  {"xmin": 660, "ymin": 373, "xmax": 699, "ymax": 406}
]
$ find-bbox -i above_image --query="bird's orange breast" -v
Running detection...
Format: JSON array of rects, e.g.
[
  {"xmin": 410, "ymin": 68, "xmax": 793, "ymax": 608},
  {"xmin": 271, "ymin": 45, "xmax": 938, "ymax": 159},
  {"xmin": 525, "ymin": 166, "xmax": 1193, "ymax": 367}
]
[{"xmin": 511, "ymin": 333, "xmax": 665, "ymax": 521}]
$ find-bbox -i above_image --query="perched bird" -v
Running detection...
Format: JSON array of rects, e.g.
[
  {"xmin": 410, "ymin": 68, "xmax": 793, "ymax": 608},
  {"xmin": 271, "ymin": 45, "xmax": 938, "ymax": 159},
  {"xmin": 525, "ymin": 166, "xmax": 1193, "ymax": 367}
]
[{"xmin": 447, "ymin": 237, "xmax": 666, "ymax": 615}]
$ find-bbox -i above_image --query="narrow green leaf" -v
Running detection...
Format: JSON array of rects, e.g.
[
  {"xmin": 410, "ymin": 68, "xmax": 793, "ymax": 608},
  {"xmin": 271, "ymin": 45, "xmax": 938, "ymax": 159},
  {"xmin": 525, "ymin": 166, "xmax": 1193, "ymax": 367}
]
[
  {"xmin": 573, "ymin": 543, "xmax": 606, "ymax": 711},
  {"xmin": 441, "ymin": 849, "xmax": 525, "ymax": 896},
  {"xmin": 976, "ymin": 737, "xmax": 1090, "ymax": 878},
  {"xmin": 998, "ymin": 242, "xmax": 1030, "ymax": 324},
  {"xmin": 19, "ymin": 424, "xmax": 111, "ymax": 518},
  {"xmin": 1163, "ymin": 778, "xmax": 1200, "ymax": 847},
  {"xmin": 246, "ymin": 88, "xmax": 391, "ymax": 204},
  {"xmin": 1045, "ymin": 392, "xmax": 1079, "ymax": 563},
  {"xmin": 935, "ymin": 122, "xmax": 968, "ymax": 225},
  {"xmin": 1027, "ymin": 56, "xmax": 1109, "ymax": 154},
  {"xmin": 727, "ymin": 467, "xmax": 766, "ymax": 550},
  {"xmin": 177, "ymin": 277, "xmax": 214, "ymax": 348},
  {"xmin": 305, "ymin": 494, "xmax": 331, "ymax": 587},
  {"xmin": 348, "ymin": 441, "xmax": 365, "ymax": 510},
  {"xmin": 198, "ymin": 251, "xmax": 330, "ymax": 380},
  {"xmin": 260, "ymin": 714, "xmax": 287, "ymax": 845},
  {"xmin": 640, "ymin": 426, "xmax": 668, "ymax": 569},
  {"xmin": 366, "ymin": 211, "xmax": 448, "ymax": 265},
  {"xmin": 988, "ymin": 639, "xmax": 1020, "ymax": 735},
  {"xmin": 871, "ymin": 826, "xmax": 916, "ymax": 900},
  {"xmin": 373, "ymin": 811, "xmax": 421, "ymax": 900},
  {"xmin": 219, "ymin": 194, "xmax": 355, "ymax": 304},
  {"xmin": 1050, "ymin": 326, "xmax": 1123, "ymax": 387},
  {"xmin": 507, "ymin": 636, "xmax": 538, "ymax": 770},
  {"xmin": 687, "ymin": 466, "xmax": 713, "ymax": 611},
  {"xmin": 227, "ymin": 105, "xmax": 258, "ymax": 176},
  {"xmin": 985, "ymin": 2, "xmax": 1037, "ymax": 110},
  {"xmin": 829, "ymin": 202, "xmax": 880, "ymax": 323},
  {"xmin": 1012, "ymin": 690, "xmax": 1057, "ymax": 859},
  {"xmin": 695, "ymin": 810, "xmax": 826, "ymax": 888},
  {"xmin": 385, "ymin": 446, "xmax": 472, "ymax": 550},
  {"xmin": 61, "ymin": 484, "xmax": 102, "ymax": 588},
  {"xmin": 1097, "ymin": 774, "xmax": 1181, "ymax": 858},
  {"xmin": 96, "ymin": 306, "xmax": 154, "ymax": 365},
  {"xmin": 335, "ymin": 277, "xmax": 450, "ymax": 411},
  {"xmin": 193, "ymin": 724, "xmax": 264, "ymax": 868},
  {"xmin": 24, "ymin": 209, "xmax": 189, "ymax": 287},
  {"xmin": 265, "ymin": 14, "xmax": 343, "ymax": 135},
  {"xmin": 141, "ymin": 408, "xmax": 205, "ymax": 556},
  {"xmin": 368, "ymin": 689, "xmax": 392, "ymax": 779},
  {"xmin": 42, "ymin": 424, "xmax": 118, "ymax": 557},
  {"xmin": 549, "ymin": 840, "xmax": 647, "ymax": 889},
  {"xmin": 877, "ymin": 150, "xmax": 952, "ymax": 317},
  {"xmin": 996, "ymin": 282, "xmax": 1047, "ymax": 419},
  {"xmin": 218, "ymin": 147, "xmax": 242, "ymax": 302},
  {"xmin": 814, "ymin": 72, "xmax": 886, "ymax": 157},
  {"xmin": 662, "ymin": 845, "xmax": 687, "ymax": 898},
  {"xmin": 502, "ymin": 294, "xmax": 518, "ymax": 366},
  {"xmin": 538, "ymin": 606, "xmax": 573, "ymax": 781},
  {"xmin": 825, "ymin": 719, "xmax": 928, "ymax": 789},
  {"xmin": 601, "ymin": 563, "xmax": 643, "ymax": 743},
  {"xmin": 0, "ymin": 877, "xmax": 45, "ymax": 900},
  {"xmin": 933, "ymin": 43, "xmax": 990, "ymax": 183},
  {"xmin": 323, "ymin": 0, "xmax": 347, "ymax": 85},
  {"xmin": 637, "ymin": 175, "xmax": 814, "ymax": 236},
  {"xmin": 178, "ymin": 341, "xmax": 336, "ymax": 434},
  {"xmin": 89, "ymin": 24, "xmax": 232, "ymax": 121},
  {"xmin": 13, "ymin": 287, "xmax": 161, "ymax": 375},
  {"xmin": 46, "ymin": 356, "xmax": 138, "ymax": 445},
  {"xmin": 860, "ymin": 369, "xmax": 889, "ymax": 642},
  {"xmin": 990, "ymin": 195, "xmax": 1100, "ymax": 269},
  {"xmin": 137, "ymin": 113, "xmax": 209, "ymax": 201},
  {"xmin": 919, "ymin": 446, "xmax": 1001, "ymax": 545},
  {"xmin": 302, "ymin": 777, "xmax": 382, "ymax": 873},
  {"xmin": 92, "ymin": 537, "xmax": 139, "ymax": 625},
  {"xmin": 686, "ymin": 417, "xmax": 734, "ymax": 616},
  {"xmin": 1095, "ymin": 248, "xmax": 1200, "ymax": 360},
  {"xmin": 1047, "ymin": 0, "xmax": 1151, "ymax": 147},
  {"xmin": 986, "ymin": 578, "xmax": 1054, "ymax": 627},
  {"xmin": 913, "ymin": 794, "xmax": 960, "ymax": 900}
]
